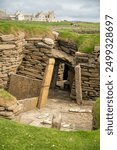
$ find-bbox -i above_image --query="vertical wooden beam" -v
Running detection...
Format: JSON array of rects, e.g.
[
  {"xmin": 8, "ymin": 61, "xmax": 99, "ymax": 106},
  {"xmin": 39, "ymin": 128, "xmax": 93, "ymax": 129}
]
[
  {"xmin": 75, "ymin": 64, "xmax": 82, "ymax": 105},
  {"xmin": 37, "ymin": 58, "xmax": 55, "ymax": 108}
]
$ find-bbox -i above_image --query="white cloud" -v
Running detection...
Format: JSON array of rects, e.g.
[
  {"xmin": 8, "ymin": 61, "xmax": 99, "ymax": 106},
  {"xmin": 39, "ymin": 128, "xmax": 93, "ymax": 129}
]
[{"xmin": 0, "ymin": 0, "xmax": 100, "ymax": 22}]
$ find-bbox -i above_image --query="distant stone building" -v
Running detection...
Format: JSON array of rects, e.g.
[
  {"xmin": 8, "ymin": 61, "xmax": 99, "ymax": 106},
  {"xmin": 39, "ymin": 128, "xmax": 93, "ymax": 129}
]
[
  {"xmin": 34, "ymin": 11, "xmax": 47, "ymax": 21},
  {"xmin": 9, "ymin": 11, "xmax": 57, "ymax": 22},
  {"xmin": 46, "ymin": 11, "xmax": 56, "ymax": 22},
  {"xmin": 10, "ymin": 11, "xmax": 25, "ymax": 21},
  {"xmin": 15, "ymin": 11, "xmax": 25, "ymax": 21}
]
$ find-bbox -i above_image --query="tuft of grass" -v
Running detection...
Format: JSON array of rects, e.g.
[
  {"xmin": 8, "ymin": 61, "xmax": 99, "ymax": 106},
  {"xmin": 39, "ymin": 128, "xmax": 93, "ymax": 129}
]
[
  {"xmin": 0, "ymin": 118, "xmax": 100, "ymax": 150},
  {"xmin": 92, "ymin": 98, "xmax": 100, "ymax": 130},
  {"xmin": 0, "ymin": 89, "xmax": 14, "ymax": 101}
]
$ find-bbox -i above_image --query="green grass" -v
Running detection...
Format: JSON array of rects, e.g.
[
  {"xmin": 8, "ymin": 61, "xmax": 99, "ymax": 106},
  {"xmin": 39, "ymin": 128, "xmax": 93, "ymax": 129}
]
[
  {"xmin": 0, "ymin": 118, "xmax": 100, "ymax": 150},
  {"xmin": 92, "ymin": 98, "xmax": 100, "ymax": 129},
  {"xmin": 0, "ymin": 20, "xmax": 100, "ymax": 53},
  {"xmin": 59, "ymin": 30, "xmax": 100, "ymax": 53},
  {"xmin": 0, "ymin": 20, "xmax": 71, "ymax": 37},
  {"xmin": 0, "ymin": 20, "xmax": 53, "ymax": 38},
  {"xmin": 0, "ymin": 89, "xmax": 15, "ymax": 101},
  {"xmin": 78, "ymin": 22, "xmax": 100, "ymax": 33}
]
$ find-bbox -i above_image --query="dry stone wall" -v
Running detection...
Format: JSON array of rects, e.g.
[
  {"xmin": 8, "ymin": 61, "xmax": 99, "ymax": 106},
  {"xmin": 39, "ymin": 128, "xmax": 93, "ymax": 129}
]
[
  {"xmin": 0, "ymin": 33, "xmax": 25, "ymax": 89},
  {"xmin": 0, "ymin": 33, "xmax": 100, "ymax": 102},
  {"xmin": 71, "ymin": 46, "xmax": 100, "ymax": 101},
  {"xmin": 58, "ymin": 39, "xmax": 76, "ymax": 56},
  {"xmin": 17, "ymin": 38, "xmax": 54, "ymax": 81}
]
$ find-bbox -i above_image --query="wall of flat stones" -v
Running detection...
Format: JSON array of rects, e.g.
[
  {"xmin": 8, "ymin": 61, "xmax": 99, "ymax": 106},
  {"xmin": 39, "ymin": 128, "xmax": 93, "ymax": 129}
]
[
  {"xmin": 17, "ymin": 38, "xmax": 54, "ymax": 81},
  {"xmin": 57, "ymin": 39, "xmax": 76, "ymax": 56},
  {"xmin": 71, "ymin": 46, "xmax": 100, "ymax": 101},
  {"xmin": 0, "ymin": 33, "xmax": 25, "ymax": 89},
  {"xmin": 0, "ymin": 33, "xmax": 100, "ymax": 102}
]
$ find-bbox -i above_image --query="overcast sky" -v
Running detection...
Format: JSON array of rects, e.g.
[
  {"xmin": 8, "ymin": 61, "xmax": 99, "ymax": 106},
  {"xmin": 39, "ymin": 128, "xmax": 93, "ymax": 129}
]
[{"xmin": 0, "ymin": 0, "xmax": 100, "ymax": 22}]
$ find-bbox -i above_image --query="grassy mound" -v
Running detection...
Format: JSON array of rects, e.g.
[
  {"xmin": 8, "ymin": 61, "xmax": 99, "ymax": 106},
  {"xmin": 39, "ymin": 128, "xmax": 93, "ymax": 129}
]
[
  {"xmin": 0, "ymin": 20, "xmax": 53, "ymax": 38},
  {"xmin": 0, "ymin": 118, "xmax": 100, "ymax": 150},
  {"xmin": 59, "ymin": 30, "xmax": 100, "ymax": 53},
  {"xmin": 92, "ymin": 98, "xmax": 100, "ymax": 129}
]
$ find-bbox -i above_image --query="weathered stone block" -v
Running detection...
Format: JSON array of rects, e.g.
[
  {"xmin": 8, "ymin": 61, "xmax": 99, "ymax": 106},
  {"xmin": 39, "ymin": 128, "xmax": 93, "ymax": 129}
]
[
  {"xmin": 0, "ymin": 111, "xmax": 13, "ymax": 117},
  {"xmin": 0, "ymin": 34, "xmax": 15, "ymax": 42},
  {"xmin": 0, "ymin": 44, "xmax": 15, "ymax": 50},
  {"xmin": 19, "ymin": 97, "xmax": 38, "ymax": 112},
  {"xmin": 43, "ymin": 38, "xmax": 54, "ymax": 46},
  {"xmin": 36, "ymin": 42, "xmax": 53, "ymax": 49},
  {"xmin": 8, "ymin": 74, "xmax": 42, "ymax": 100},
  {"xmin": 0, "ymin": 106, "xmax": 5, "ymax": 111},
  {"xmin": 7, "ymin": 103, "xmax": 18, "ymax": 111}
]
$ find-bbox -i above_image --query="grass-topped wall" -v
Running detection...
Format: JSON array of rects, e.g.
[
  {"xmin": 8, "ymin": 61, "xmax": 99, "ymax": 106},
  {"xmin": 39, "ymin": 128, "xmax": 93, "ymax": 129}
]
[
  {"xmin": 59, "ymin": 30, "xmax": 100, "ymax": 53},
  {"xmin": 0, "ymin": 20, "xmax": 100, "ymax": 53}
]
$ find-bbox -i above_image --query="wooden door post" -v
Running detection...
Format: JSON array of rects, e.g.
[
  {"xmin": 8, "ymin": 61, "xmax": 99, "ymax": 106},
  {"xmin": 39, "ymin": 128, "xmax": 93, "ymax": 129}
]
[{"xmin": 37, "ymin": 58, "xmax": 55, "ymax": 108}]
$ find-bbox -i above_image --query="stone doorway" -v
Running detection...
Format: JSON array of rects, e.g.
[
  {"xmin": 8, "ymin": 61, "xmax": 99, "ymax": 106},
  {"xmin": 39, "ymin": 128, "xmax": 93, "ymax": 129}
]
[
  {"xmin": 49, "ymin": 58, "xmax": 74, "ymax": 101},
  {"xmin": 38, "ymin": 58, "xmax": 82, "ymax": 108}
]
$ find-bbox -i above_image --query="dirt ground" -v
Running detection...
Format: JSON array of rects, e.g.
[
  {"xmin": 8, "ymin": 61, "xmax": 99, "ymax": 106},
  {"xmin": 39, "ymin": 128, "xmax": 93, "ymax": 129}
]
[{"xmin": 17, "ymin": 89, "xmax": 94, "ymax": 131}]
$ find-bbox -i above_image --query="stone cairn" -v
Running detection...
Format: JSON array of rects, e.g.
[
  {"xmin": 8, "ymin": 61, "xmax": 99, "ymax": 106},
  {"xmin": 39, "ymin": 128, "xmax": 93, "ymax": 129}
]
[
  {"xmin": 0, "ymin": 89, "xmax": 23, "ymax": 119},
  {"xmin": 0, "ymin": 33, "xmax": 25, "ymax": 89}
]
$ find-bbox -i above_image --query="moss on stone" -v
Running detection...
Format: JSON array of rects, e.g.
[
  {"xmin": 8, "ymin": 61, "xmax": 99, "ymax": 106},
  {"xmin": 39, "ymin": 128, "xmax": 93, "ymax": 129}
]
[{"xmin": 0, "ymin": 89, "xmax": 15, "ymax": 101}]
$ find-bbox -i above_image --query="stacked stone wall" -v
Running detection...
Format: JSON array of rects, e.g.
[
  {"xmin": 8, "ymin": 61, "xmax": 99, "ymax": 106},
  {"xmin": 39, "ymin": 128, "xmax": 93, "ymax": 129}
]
[
  {"xmin": 0, "ymin": 33, "xmax": 25, "ymax": 88},
  {"xmin": 70, "ymin": 46, "xmax": 100, "ymax": 101},
  {"xmin": 58, "ymin": 39, "xmax": 76, "ymax": 56},
  {"xmin": 0, "ymin": 33, "xmax": 100, "ymax": 102},
  {"xmin": 17, "ymin": 38, "xmax": 54, "ymax": 81}
]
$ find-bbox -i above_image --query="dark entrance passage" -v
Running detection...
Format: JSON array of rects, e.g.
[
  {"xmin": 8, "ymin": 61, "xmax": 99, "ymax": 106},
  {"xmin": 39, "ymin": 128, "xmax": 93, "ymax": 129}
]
[
  {"xmin": 50, "ymin": 58, "xmax": 74, "ymax": 92},
  {"xmin": 63, "ymin": 64, "xmax": 69, "ymax": 80}
]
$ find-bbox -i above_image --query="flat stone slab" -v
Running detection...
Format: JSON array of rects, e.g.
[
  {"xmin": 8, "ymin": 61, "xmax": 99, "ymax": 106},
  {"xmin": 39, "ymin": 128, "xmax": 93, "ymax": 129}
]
[
  {"xmin": 36, "ymin": 42, "xmax": 53, "ymax": 49},
  {"xmin": 0, "ymin": 44, "xmax": 15, "ymax": 50},
  {"xmin": 42, "ymin": 38, "xmax": 54, "ymax": 45},
  {"xmin": 8, "ymin": 74, "xmax": 42, "ymax": 100},
  {"xmin": 0, "ymin": 34, "xmax": 15, "ymax": 42},
  {"xmin": 26, "ymin": 37, "xmax": 42, "ymax": 41}
]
